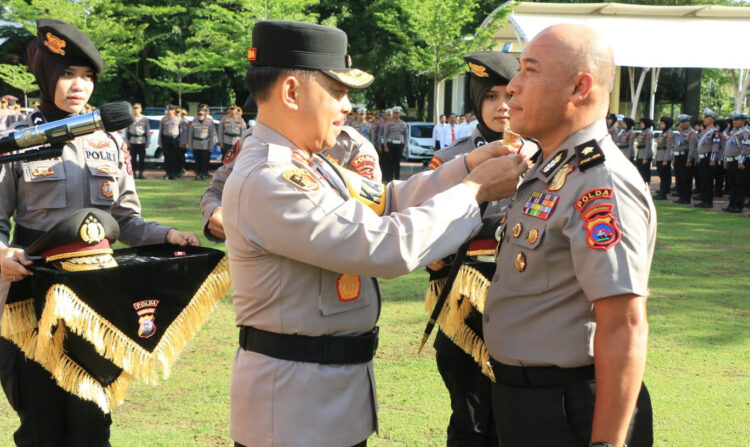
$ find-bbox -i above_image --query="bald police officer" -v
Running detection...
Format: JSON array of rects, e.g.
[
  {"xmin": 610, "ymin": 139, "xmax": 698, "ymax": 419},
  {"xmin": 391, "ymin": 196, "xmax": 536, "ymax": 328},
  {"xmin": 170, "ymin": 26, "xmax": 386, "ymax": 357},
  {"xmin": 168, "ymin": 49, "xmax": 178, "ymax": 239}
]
[
  {"xmin": 487, "ymin": 24, "xmax": 655, "ymax": 447},
  {"xmin": 221, "ymin": 20, "xmax": 527, "ymax": 447}
]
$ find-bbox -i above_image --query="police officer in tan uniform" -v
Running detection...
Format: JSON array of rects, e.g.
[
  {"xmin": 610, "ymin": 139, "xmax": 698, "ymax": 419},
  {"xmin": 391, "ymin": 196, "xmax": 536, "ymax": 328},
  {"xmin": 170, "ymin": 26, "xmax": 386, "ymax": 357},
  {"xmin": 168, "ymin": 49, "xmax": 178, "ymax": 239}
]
[
  {"xmin": 382, "ymin": 106, "xmax": 409, "ymax": 181},
  {"xmin": 159, "ymin": 105, "xmax": 182, "ymax": 179},
  {"xmin": 673, "ymin": 114, "xmax": 698, "ymax": 204},
  {"xmin": 424, "ymin": 51, "xmax": 536, "ymax": 447},
  {"xmin": 0, "ymin": 18, "xmax": 198, "ymax": 447},
  {"xmin": 218, "ymin": 105, "xmax": 247, "ymax": 158},
  {"xmin": 635, "ymin": 117, "xmax": 653, "ymax": 184},
  {"xmin": 722, "ymin": 113, "xmax": 750, "ymax": 213},
  {"xmin": 653, "ymin": 116, "xmax": 675, "ymax": 200},
  {"xmin": 220, "ymin": 20, "xmax": 527, "ymax": 447},
  {"xmin": 487, "ymin": 24, "xmax": 655, "ymax": 447},
  {"xmin": 694, "ymin": 108, "xmax": 721, "ymax": 208},
  {"xmin": 189, "ymin": 109, "xmax": 217, "ymax": 180},
  {"xmin": 124, "ymin": 102, "xmax": 150, "ymax": 179}
]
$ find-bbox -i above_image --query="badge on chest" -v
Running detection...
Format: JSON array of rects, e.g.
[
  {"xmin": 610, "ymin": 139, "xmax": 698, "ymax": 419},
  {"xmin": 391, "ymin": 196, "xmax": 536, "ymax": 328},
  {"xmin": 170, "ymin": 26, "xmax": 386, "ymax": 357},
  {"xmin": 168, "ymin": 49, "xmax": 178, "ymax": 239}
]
[{"xmin": 522, "ymin": 191, "xmax": 559, "ymax": 220}]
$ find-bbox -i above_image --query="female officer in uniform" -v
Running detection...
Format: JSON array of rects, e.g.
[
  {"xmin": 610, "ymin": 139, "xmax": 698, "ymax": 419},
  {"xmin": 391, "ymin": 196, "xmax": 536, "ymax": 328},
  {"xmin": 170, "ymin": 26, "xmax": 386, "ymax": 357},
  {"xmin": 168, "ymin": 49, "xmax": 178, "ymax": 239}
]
[{"xmin": 0, "ymin": 19, "xmax": 198, "ymax": 447}]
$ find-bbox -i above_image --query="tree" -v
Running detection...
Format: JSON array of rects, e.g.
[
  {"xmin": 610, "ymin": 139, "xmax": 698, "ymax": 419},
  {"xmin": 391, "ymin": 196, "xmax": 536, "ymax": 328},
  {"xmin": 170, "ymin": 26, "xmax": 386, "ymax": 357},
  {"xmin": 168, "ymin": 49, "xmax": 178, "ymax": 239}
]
[
  {"xmin": 0, "ymin": 64, "xmax": 38, "ymax": 107},
  {"xmin": 147, "ymin": 50, "xmax": 214, "ymax": 107},
  {"xmin": 730, "ymin": 69, "xmax": 750, "ymax": 113},
  {"xmin": 375, "ymin": 0, "xmax": 512, "ymax": 120}
]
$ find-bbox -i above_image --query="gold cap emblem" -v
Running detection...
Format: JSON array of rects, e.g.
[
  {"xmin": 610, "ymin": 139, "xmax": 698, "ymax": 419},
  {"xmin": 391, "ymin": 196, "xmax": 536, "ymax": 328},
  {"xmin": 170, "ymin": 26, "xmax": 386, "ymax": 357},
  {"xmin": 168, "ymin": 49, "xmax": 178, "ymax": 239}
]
[
  {"xmin": 44, "ymin": 32, "xmax": 66, "ymax": 56},
  {"xmin": 469, "ymin": 62, "xmax": 489, "ymax": 78},
  {"xmin": 80, "ymin": 215, "xmax": 105, "ymax": 245}
]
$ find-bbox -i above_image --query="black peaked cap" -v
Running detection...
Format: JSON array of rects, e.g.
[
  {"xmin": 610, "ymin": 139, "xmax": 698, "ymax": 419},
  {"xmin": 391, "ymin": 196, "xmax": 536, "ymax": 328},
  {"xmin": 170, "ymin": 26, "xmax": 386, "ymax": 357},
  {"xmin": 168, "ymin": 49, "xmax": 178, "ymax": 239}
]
[{"xmin": 27, "ymin": 209, "xmax": 119, "ymax": 258}]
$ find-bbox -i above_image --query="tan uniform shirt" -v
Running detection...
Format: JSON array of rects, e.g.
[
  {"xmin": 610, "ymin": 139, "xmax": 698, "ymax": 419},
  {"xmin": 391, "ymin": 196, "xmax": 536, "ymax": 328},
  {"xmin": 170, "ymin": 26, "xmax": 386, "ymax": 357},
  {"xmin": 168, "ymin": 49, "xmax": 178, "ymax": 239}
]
[
  {"xmin": 484, "ymin": 120, "xmax": 656, "ymax": 368},
  {"xmin": 158, "ymin": 116, "xmax": 181, "ymax": 145},
  {"xmin": 218, "ymin": 116, "xmax": 247, "ymax": 145},
  {"xmin": 383, "ymin": 119, "xmax": 408, "ymax": 145},
  {"xmin": 724, "ymin": 128, "xmax": 749, "ymax": 159},
  {"xmin": 222, "ymin": 122, "xmax": 482, "ymax": 447},
  {"xmin": 636, "ymin": 128, "xmax": 653, "ymax": 160},
  {"xmin": 0, "ymin": 110, "xmax": 171, "ymax": 317},
  {"xmin": 655, "ymin": 129, "xmax": 675, "ymax": 162},
  {"xmin": 321, "ymin": 126, "xmax": 382, "ymax": 182},
  {"xmin": 675, "ymin": 127, "xmax": 698, "ymax": 161},
  {"xmin": 697, "ymin": 128, "xmax": 722, "ymax": 162},
  {"xmin": 125, "ymin": 115, "xmax": 150, "ymax": 146},
  {"xmin": 188, "ymin": 118, "xmax": 216, "ymax": 151}
]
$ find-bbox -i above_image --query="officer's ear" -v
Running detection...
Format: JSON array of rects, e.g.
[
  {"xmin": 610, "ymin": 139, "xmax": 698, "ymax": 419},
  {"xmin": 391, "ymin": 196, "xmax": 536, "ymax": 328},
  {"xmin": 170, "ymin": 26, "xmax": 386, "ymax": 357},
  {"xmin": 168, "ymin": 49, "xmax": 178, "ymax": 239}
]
[
  {"xmin": 279, "ymin": 75, "xmax": 302, "ymax": 112},
  {"xmin": 570, "ymin": 72, "xmax": 594, "ymax": 105}
]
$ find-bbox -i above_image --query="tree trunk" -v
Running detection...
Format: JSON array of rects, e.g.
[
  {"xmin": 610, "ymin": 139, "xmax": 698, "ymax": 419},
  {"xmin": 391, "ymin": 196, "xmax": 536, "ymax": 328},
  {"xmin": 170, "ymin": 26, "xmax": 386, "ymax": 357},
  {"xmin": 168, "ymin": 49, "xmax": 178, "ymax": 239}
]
[
  {"xmin": 628, "ymin": 67, "xmax": 650, "ymax": 118},
  {"xmin": 433, "ymin": 77, "xmax": 440, "ymax": 124},
  {"xmin": 733, "ymin": 69, "xmax": 749, "ymax": 113}
]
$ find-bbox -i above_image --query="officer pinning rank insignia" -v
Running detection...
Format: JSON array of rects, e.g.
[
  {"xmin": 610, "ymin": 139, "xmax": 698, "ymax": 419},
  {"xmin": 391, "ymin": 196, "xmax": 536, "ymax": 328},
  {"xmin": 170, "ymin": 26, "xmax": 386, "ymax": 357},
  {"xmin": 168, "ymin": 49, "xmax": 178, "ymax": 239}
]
[
  {"xmin": 522, "ymin": 191, "xmax": 559, "ymax": 220},
  {"xmin": 282, "ymin": 168, "xmax": 320, "ymax": 191},
  {"xmin": 574, "ymin": 139, "xmax": 605, "ymax": 171}
]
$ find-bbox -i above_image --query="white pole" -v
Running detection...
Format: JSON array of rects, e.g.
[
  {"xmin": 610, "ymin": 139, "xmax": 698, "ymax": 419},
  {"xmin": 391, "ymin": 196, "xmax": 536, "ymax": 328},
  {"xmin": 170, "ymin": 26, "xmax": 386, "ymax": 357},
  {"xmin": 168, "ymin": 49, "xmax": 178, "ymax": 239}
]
[{"xmin": 649, "ymin": 67, "xmax": 661, "ymax": 120}]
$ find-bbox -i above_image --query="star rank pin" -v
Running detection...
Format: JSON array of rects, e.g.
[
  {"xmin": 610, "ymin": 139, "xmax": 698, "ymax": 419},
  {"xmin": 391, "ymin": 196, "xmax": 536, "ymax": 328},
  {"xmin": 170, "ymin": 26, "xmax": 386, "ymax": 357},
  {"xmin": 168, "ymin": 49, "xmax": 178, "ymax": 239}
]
[{"xmin": 575, "ymin": 140, "xmax": 605, "ymax": 171}]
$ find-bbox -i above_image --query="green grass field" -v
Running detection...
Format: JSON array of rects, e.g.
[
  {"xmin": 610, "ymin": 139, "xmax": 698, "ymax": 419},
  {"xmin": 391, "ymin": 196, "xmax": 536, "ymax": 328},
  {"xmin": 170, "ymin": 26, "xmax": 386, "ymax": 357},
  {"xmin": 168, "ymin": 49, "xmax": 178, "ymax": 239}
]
[{"xmin": 1, "ymin": 179, "xmax": 748, "ymax": 446}]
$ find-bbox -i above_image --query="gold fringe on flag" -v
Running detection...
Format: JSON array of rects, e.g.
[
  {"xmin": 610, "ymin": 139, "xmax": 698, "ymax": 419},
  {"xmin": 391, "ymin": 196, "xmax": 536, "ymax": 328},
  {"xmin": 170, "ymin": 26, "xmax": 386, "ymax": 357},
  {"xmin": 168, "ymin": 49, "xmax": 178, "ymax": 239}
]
[
  {"xmin": 423, "ymin": 265, "xmax": 494, "ymax": 381},
  {"xmin": 3, "ymin": 256, "xmax": 230, "ymax": 413}
]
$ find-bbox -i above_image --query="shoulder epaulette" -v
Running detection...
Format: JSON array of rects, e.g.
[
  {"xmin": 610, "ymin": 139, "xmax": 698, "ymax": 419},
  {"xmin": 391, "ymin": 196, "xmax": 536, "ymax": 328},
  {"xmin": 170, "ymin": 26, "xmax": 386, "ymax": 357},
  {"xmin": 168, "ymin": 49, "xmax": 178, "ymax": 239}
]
[{"xmin": 574, "ymin": 139, "xmax": 605, "ymax": 172}]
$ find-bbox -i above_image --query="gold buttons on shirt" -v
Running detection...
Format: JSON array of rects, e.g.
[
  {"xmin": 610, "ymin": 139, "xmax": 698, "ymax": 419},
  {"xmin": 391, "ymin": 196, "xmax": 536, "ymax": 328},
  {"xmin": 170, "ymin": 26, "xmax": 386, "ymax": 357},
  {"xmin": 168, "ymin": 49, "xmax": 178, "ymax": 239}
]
[
  {"xmin": 512, "ymin": 223, "xmax": 522, "ymax": 238},
  {"xmin": 515, "ymin": 252, "xmax": 526, "ymax": 272},
  {"xmin": 528, "ymin": 228, "xmax": 539, "ymax": 244}
]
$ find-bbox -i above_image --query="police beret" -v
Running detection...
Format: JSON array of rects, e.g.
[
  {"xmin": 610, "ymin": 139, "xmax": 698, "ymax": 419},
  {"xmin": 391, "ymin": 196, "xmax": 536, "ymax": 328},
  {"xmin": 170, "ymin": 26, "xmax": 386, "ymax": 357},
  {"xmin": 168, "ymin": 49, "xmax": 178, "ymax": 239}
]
[
  {"xmin": 677, "ymin": 114, "xmax": 691, "ymax": 122},
  {"xmin": 249, "ymin": 20, "xmax": 373, "ymax": 89},
  {"xmin": 27, "ymin": 208, "xmax": 119, "ymax": 267},
  {"xmin": 463, "ymin": 51, "xmax": 519, "ymax": 85},
  {"xmin": 35, "ymin": 18, "xmax": 103, "ymax": 73}
]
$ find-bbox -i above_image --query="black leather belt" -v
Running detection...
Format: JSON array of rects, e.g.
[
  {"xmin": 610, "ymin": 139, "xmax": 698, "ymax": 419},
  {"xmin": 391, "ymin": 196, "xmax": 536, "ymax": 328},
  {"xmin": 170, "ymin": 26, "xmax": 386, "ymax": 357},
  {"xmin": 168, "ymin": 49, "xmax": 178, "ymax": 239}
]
[
  {"xmin": 239, "ymin": 325, "xmax": 379, "ymax": 364},
  {"xmin": 12, "ymin": 223, "xmax": 46, "ymax": 248},
  {"xmin": 192, "ymin": 136, "xmax": 208, "ymax": 141},
  {"xmin": 489, "ymin": 358, "xmax": 594, "ymax": 388},
  {"xmin": 224, "ymin": 132, "xmax": 240, "ymax": 137},
  {"xmin": 637, "ymin": 145, "xmax": 646, "ymax": 149}
]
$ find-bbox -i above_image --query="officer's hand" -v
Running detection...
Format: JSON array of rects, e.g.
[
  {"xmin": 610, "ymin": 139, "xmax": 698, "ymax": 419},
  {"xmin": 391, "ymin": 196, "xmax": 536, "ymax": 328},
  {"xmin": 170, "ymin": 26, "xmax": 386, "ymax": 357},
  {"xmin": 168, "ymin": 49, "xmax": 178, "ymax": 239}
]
[
  {"xmin": 465, "ymin": 141, "xmax": 521, "ymax": 171},
  {"xmin": 686, "ymin": 161, "xmax": 693, "ymax": 167},
  {"xmin": 642, "ymin": 160, "xmax": 647, "ymax": 165},
  {"xmin": 426, "ymin": 259, "xmax": 445, "ymax": 272},
  {"xmin": 207, "ymin": 207, "xmax": 226, "ymax": 240},
  {"xmin": 167, "ymin": 229, "xmax": 201, "ymax": 247},
  {"xmin": 739, "ymin": 164, "xmax": 745, "ymax": 171},
  {"xmin": 463, "ymin": 155, "xmax": 528, "ymax": 203},
  {"xmin": 0, "ymin": 246, "xmax": 33, "ymax": 282}
]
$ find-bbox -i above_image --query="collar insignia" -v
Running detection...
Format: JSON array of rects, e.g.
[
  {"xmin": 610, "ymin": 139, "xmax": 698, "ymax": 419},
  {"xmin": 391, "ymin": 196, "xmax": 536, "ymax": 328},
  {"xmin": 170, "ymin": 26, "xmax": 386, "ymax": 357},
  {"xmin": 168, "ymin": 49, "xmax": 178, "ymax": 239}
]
[
  {"xmin": 44, "ymin": 32, "xmax": 66, "ymax": 56},
  {"xmin": 469, "ymin": 62, "xmax": 489, "ymax": 78},
  {"xmin": 547, "ymin": 163, "xmax": 575, "ymax": 191},
  {"xmin": 541, "ymin": 150, "xmax": 567, "ymax": 176},
  {"xmin": 282, "ymin": 168, "xmax": 319, "ymax": 192},
  {"xmin": 575, "ymin": 140, "xmax": 605, "ymax": 172}
]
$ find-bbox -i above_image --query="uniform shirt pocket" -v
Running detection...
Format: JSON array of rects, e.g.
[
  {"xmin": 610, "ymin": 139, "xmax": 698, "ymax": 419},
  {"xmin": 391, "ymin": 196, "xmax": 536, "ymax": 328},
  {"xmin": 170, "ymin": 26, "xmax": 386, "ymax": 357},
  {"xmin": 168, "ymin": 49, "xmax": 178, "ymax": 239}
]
[
  {"xmin": 21, "ymin": 160, "xmax": 67, "ymax": 210},
  {"xmin": 87, "ymin": 163, "xmax": 120, "ymax": 205},
  {"xmin": 497, "ymin": 220, "xmax": 548, "ymax": 294},
  {"xmin": 318, "ymin": 270, "xmax": 372, "ymax": 316}
]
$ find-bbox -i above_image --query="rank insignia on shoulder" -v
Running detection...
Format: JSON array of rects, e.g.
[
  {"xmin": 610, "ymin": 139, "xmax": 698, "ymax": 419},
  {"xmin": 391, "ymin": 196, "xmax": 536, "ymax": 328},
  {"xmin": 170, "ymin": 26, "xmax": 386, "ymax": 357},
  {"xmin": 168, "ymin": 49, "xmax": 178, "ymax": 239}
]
[
  {"xmin": 580, "ymin": 202, "xmax": 621, "ymax": 250},
  {"xmin": 522, "ymin": 191, "xmax": 559, "ymax": 220},
  {"xmin": 428, "ymin": 156, "xmax": 443, "ymax": 170},
  {"xmin": 541, "ymin": 150, "xmax": 567, "ymax": 176},
  {"xmin": 223, "ymin": 141, "xmax": 239, "ymax": 165},
  {"xmin": 574, "ymin": 140, "xmax": 605, "ymax": 172},
  {"xmin": 474, "ymin": 136, "xmax": 486, "ymax": 147},
  {"xmin": 574, "ymin": 187, "xmax": 613, "ymax": 211},
  {"xmin": 337, "ymin": 274, "xmax": 360, "ymax": 302},
  {"xmin": 281, "ymin": 168, "xmax": 319, "ymax": 192},
  {"xmin": 547, "ymin": 163, "xmax": 575, "ymax": 191}
]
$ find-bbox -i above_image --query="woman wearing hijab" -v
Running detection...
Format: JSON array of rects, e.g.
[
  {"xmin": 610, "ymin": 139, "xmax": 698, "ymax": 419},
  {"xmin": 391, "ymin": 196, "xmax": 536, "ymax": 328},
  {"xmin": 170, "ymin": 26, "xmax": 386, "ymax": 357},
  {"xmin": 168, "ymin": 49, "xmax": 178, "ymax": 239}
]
[
  {"xmin": 0, "ymin": 19, "xmax": 199, "ymax": 446},
  {"xmin": 653, "ymin": 116, "xmax": 676, "ymax": 200},
  {"xmin": 636, "ymin": 117, "xmax": 654, "ymax": 183}
]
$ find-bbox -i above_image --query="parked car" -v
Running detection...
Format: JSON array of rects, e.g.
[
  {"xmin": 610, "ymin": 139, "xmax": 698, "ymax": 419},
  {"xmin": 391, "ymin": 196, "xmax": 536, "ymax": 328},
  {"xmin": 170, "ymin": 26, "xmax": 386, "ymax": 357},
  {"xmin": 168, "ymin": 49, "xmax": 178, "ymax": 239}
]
[
  {"xmin": 403, "ymin": 122, "xmax": 435, "ymax": 161},
  {"xmin": 119, "ymin": 115, "xmax": 223, "ymax": 167}
]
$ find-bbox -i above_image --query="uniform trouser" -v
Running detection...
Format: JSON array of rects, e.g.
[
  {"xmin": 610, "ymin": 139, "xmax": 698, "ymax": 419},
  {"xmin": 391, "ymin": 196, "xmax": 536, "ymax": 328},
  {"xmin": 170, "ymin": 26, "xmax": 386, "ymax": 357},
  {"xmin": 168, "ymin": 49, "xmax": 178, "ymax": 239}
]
[
  {"xmin": 178, "ymin": 147, "xmax": 186, "ymax": 173},
  {"xmin": 162, "ymin": 136, "xmax": 180, "ymax": 177},
  {"xmin": 725, "ymin": 161, "xmax": 741, "ymax": 209},
  {"xmin": 698, "ymin": 157, "xmax": 713, "ymax": 204},
  {"xmin": 692, "ymin": 161, "xmax": 701, "ymax": 193},
  {"xmin": 377, "ymin": 147, "xmax": 390, "ymax": 182},
  {"xmin": 636, "ymin": 158, "xmax": 652, "ymax": 184},
  {"xmin": 656, "ymin": 160, "xmax": 671, "ymax": 194},
  {"xmin": 490, "ymin": 375, "xmax": 653, "ymax": 447},
  {"xmin": 0, "ymin": 338, "xmax": 112, "ymax": 447},
  {"xmin": 713, "ymin": 163, "xmax": 725, "ymax": 195},
  {"xmin": 387, "ymin": 143, "xmax": 404, "ymax": 181},
  {"xmin": 674, "ymin": 155, "xmax": 691, "ymax": 202},
  {"xmin": 193, "ymin": 149, "xmax": 210, "ymax": 177},
  {"xmin": 434, "ymin": 331, "xmax": 497, "ymax": 447},
  {"xmin": 128, "ymin": 143, "xmax": 146, "ymax": 175},
  {"xmin": 738, "ymin": 162, "xmax": 750, "ymax": 208}
]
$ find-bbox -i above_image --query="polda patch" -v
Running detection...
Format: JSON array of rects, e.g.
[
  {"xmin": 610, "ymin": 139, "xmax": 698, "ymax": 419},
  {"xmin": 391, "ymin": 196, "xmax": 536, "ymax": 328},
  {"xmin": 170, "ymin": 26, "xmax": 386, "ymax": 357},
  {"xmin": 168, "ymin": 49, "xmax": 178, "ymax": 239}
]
[
  {"xmin": 133, "ymin": 299, "xmax": 159, "ymax": 339},
  {"xmin": 574, "ymin": 187, "xmax": 614, "ymax": 212}
]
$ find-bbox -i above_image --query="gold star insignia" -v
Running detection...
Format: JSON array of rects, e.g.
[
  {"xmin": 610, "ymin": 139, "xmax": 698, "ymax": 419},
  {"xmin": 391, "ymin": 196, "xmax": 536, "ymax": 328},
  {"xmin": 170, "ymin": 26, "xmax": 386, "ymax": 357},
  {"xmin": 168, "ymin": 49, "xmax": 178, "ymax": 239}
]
[{"xmin": 581, "ymin": 146, "xmax": 594, "ymax": 155}]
